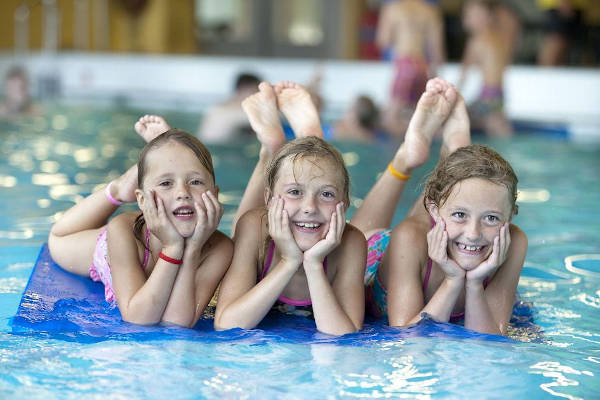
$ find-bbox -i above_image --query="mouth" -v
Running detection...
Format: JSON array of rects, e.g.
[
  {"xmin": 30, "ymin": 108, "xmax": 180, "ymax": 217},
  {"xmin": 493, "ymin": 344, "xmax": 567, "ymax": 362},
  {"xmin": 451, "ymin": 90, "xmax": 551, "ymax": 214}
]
[
  {"xmin": 454, "ymin": 242, "xmax": 487, "ymax": 256},
  {"xmin": 172, "ymin": 206, "xmax": 195, "ymax": 220},
  {"xmin": 293, "ymin": 221, "xmax": 323, "ymax": 233}
]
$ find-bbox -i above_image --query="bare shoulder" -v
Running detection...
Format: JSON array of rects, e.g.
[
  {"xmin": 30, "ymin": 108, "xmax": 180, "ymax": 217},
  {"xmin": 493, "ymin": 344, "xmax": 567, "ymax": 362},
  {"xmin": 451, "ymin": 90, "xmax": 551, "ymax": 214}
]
[
  {"xmin": 509, "ymin": 223, "xmax": 528, "ymax": 256},
  {"xmin": 233, "ymin": 207, "xmax": 267, "ymax": 239},
  {"xmin": 391, "ymin": 217, "xmax": 428, "ymax": 247},
  {"xmin": 107, "ymin": 211, "xmax": 141, "ymax": 234},
  {"xmin": 204, "ymin": 230, "xmax": 234, "ymax": 257},
  {"xmin": 341, "ymin": 222, "xmax": 367, "ymax": 245}
]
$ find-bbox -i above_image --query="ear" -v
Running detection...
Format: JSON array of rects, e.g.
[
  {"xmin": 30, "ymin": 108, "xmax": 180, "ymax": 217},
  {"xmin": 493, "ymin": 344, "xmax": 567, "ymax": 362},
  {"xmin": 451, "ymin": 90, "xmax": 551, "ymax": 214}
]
[
  {"xmin": 214, "ymin": 185, "xmax": 220, "ymax": 197},
  {"xmin": 264, "ymin": 187, "xmax": 272, "ymax": 206},
  {"xmin": 135, "ymin": 189, "xmax": 145, "ymax": 209},
  {"xmin": 425, "ymin": 200, "xmax": 440, "ymax": 219}
]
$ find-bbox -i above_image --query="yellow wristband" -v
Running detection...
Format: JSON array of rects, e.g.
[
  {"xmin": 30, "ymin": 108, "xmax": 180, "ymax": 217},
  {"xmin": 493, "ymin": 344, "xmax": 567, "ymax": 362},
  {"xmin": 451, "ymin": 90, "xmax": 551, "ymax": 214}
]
[{"xmin": 387, "ymin": 162, "xmax": 411, "ymax": 181}]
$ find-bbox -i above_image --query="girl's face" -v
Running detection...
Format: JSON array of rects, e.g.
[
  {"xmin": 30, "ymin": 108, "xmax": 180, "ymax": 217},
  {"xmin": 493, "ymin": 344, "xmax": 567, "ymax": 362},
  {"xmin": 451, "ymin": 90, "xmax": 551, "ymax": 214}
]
[
  {"xmin": 436, "ymin": 178, "xmax": 512, "ymax": 271},
  {"xmin": 140, "ymin": 141, "xmax": 217, "ymax": 238},
  {"xmin": 272, "ymin": 156, "xmax": 345, "ymax": 251}
]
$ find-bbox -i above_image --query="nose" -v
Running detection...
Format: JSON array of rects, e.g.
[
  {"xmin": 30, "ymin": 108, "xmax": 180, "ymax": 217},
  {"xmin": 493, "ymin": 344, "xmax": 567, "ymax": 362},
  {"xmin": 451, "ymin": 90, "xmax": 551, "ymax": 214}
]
[
  {"xmin": 176, "ymin": 183, "xmax": 191, "ymax": 200},
  {"xmin": 301, "ymin": 195, "xmax": 317, "ymax": 214},
  {"xmin": 465, "ymin": 219, "xmax": 482, "ymax": 242}
]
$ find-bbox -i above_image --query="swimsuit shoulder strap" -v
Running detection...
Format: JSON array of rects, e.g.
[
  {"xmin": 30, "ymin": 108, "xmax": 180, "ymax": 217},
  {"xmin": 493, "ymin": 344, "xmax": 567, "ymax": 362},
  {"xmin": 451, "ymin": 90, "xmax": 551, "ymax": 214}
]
[
  {"xmin": 259, "ymin": 241, "xmax": 275, "ymax": 280},
  {"xmin": 141, "ymin": 228, "xmax": 151, "ymax": 270},
  {"xmin": 422, "ymin": 217, "xmax": 435, "ymax": 292}
]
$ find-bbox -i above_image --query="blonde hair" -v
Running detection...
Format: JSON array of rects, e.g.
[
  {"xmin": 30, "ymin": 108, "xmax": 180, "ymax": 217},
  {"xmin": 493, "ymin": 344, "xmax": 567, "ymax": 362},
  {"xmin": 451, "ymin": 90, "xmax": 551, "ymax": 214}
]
[
  {"xmin": 265, "ymin": 136, "xmax": 350, "ymax": 207},
  {"xmin": 424, "ymin": 144, "xmax": 518, "ymax": 215}
]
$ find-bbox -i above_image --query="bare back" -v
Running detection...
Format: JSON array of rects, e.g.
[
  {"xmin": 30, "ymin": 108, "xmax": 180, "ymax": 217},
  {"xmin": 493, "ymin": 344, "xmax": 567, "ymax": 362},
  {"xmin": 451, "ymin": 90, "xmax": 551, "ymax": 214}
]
[
  {"xmin": 469, "ymin": 31, "xmax": 511, "ymax": 87},
  {"xmin": 377, "ymin": 0, "xmax": 443, "ymax": 60}
]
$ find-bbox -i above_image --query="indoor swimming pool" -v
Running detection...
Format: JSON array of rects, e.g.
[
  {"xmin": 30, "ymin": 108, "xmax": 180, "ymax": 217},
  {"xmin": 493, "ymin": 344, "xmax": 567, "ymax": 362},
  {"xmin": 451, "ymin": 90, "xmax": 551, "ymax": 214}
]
[{"xmin": 0, "ymin": 104, "xmax": 599, "ymax": 399}]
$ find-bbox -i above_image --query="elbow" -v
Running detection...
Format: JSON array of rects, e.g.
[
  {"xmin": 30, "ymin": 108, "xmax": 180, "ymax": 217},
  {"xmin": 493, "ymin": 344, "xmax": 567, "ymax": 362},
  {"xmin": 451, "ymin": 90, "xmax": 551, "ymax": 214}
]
[
  {"xmin": 121, "ymin": 311, "xmax": 160, "ymax": 326},
  {"xmin": 213, "ymin": 310, "xmax": 255, "ymax": 331}
]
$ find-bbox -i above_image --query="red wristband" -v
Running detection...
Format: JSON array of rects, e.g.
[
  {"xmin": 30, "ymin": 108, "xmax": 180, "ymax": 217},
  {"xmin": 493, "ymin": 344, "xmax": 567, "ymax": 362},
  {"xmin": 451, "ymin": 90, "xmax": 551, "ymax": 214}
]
[{"xmin": 158, "ymin": 252, "xmax": 183, "ymax": 265}]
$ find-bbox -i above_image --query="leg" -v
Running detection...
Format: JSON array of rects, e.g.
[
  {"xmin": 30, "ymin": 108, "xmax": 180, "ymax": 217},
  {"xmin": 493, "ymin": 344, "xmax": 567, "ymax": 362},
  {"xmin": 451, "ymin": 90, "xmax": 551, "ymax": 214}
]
[
  {"xmin": 352, "ymin": 78, "xmax": 457, "ymax": 236},
  {"xmin": 48, "ymin": 164, "xmax": 138, "ymax": 276},
  {"xmin": 483, "ymin": 112, "xmax": 513, "ymax": 138},
  {"xmin": 274, "ymin": 81, "xmax": 324, "ymax": 138},
  {"xmin": 407, "ymin": 91, "xmax": 471, "ymax": 220},
  {"xmin": 232, "ymin": 82, "xmax": 286, "ymax": 235}
]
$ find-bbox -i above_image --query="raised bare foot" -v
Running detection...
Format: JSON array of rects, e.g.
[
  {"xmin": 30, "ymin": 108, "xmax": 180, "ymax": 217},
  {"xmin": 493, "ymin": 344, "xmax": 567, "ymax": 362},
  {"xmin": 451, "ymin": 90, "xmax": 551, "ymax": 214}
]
[
  {"xmin": 393, "ymin": 78, "xmax": 457, "ymax": 172},
  {"xmin": 241, "ymin": 82, "xmax": 286, "ymax": 157},
  {"xmin": 134, "ymin": 115, "xmax": 171, "ymax": 143},
  {"xmin": 109, "ymin": 164, "xmax": 138, "ymax": 203},
  {"xmin": 274, "ymin": 81, "xmax": 323, "ymax": 138},
  {"xmin": 440, "ymin": 92, "xmax": 471, "ymax": 158}
]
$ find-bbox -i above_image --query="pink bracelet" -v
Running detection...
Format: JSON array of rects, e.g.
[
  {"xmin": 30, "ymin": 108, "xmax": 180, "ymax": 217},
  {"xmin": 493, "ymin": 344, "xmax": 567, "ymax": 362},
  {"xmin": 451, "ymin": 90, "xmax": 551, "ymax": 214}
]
[{"xmin": 105, "ymin": 181, "xmax": 123, "ymax": 206}]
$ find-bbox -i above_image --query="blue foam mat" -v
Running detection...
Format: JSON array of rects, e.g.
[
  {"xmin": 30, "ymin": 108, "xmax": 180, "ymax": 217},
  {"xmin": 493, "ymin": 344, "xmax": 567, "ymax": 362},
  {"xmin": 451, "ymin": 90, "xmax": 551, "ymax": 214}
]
[{"xmin": 11, "ymin": 244, "xmax": 536, "ymax": 344}]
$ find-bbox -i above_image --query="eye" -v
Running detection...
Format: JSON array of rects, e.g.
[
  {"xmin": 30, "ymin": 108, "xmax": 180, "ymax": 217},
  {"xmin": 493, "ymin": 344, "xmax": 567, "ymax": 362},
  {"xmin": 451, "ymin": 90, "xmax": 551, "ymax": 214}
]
[
  {"xmin": 452, "ymin": 211, "xmax": 466, "ymax": 219},
  {"xmin": 485, "ymin": 215, "xmax": 501, "ymax": 224},
  {"xmin": 287, "ymin": 189, "xmax": 301, "ymax": 196},
  {"xmin": 321, "ymin": 191, "xmax": 336, "ymax": 199},
  {"xmin": 190, "ymin": 179, "xmax": 205, "ymax": 186},
  {"xmin": 158, "ymin": 181, "xmax": 171, "ymax": 187}
]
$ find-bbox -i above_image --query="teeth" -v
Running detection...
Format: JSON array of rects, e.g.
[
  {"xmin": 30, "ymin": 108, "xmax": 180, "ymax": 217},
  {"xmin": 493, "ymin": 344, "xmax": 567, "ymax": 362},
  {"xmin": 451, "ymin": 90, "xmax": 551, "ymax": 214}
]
[
  {"xmin": 174, "ymin": 209, "xmax": 193, "ymax": 215},
  {"xmin": 295, "ymin": 222, "xmax": 320, "ymax": 229},
  {"xmin": 459, "ymin": 243, "xmax": 483, "ymax": 251}
]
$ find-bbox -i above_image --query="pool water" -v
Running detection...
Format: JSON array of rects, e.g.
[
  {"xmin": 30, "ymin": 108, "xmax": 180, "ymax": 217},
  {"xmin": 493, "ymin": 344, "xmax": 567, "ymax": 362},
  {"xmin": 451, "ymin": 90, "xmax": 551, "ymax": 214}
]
[{"xmin": 1, "ymin": 104, "xmax": 599, "ymax": 399}]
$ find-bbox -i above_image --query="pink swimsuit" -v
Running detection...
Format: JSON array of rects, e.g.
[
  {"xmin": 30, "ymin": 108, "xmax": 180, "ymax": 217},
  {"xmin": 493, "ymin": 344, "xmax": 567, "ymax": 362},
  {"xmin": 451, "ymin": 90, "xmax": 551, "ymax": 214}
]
[
  {"xmin": 89, "ymin": 227, "xmax": 151, "ymax": 304},
  {"xmin": 259, "ymin": 241, "xmax": 327, "ymax": 307}
]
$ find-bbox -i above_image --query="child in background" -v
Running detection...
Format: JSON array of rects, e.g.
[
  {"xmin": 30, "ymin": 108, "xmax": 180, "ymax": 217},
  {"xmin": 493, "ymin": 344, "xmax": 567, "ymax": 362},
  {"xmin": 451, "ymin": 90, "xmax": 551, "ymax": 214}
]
[
  {"xmin": 352, "ymin": 77, "xmax": 527, "ymax": 335},
  {"xmin": 459, "ymin": 0, "xmax": 513, "ymax": 137},
  {"xmin": 49, "ymin": 116, "xmax": 232, "ymax": 327},
  {"xmin": 0, "ymin": 66, "xmax": 37, "ymax": 118},
  {"xmin": 376, "ymin": 0, "xmax": 445, "ymax": 138},
  {"xmin": 214, "ymin": 82, "xmax": 366, "ymax": 336}
]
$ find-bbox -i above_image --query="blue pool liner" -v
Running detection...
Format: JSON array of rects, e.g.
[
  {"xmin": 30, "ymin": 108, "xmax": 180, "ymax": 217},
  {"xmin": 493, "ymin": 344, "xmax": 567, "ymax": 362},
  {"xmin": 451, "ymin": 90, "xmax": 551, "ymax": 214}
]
[{"xmin": 11, "ymin": 244, "xmax": 535, "ymax": 344}]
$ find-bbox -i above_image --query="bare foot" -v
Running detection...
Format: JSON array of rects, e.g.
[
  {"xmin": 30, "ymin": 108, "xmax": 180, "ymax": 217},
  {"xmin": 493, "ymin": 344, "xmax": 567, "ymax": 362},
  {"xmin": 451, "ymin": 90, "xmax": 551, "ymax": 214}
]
[
  {"xmin": 109, "ymin": 165, "xmax": 138, "ymax": 203},
  {"xmin": 274, "ymin": 81, "xmax": 323, "ymax": 138},
  {"xmin": 134, "ymin": 115, "xmax": 171, "ymax": 143},
  {"xmin": 440, "ymin": 92, "xmax": 471, "ymax": 158},
  {"xmin": 241, "ymin": 82, "xmax": 286, "ymax": 157},
  {"xmin": 393, "ymin": 78, "xmax": 457, "ymax": 172}
]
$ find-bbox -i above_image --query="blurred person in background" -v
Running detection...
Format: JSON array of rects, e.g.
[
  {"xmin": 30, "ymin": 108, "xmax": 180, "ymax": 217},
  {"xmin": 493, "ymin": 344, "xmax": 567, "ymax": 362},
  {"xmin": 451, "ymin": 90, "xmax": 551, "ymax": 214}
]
[
  {"xmin": 375, "ymin": 0, "xmax": 445, "ymax": 139},
  {"xmin": 537, "ymin": 0, "xmax": 587, "ymax": 66},
  {"xmin": 197, "ymin": 72, "xmax": 261, "ymax": 144}
]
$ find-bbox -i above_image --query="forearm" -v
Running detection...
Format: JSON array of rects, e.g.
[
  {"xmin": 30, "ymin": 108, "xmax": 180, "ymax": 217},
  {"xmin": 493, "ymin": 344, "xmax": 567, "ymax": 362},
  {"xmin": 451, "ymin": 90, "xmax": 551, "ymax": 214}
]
[
  {"xmin": 215, "ymin": 259, "xmax": 299, "ymax": 330},
  {"xmin": 464, "ymin": 281, "xmax": 502, "ymax": 335},
  {"xmin": 160, "ymin": 261, "xmax": 198, "ymax": 328},
  {"xmin": 409, "ymin": 278, "xmax": 463, "ymax": 324},
  {"xmin": 304, "ymin": 261, "xmax": 358, "ymax": 335}
]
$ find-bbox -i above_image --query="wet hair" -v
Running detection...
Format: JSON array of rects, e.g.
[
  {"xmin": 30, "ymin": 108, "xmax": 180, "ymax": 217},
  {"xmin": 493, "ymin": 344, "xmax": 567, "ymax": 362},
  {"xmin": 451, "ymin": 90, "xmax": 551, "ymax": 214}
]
[
  {"xmin": 423, "ymin": 144, "xmax": 518, "ymax": 215},
  {"xmin": 355, "ymin": 95, "xmax": 379, "ymax": 131},
  {"xmin": 265, "ymin": 136, "xmax": 350, "ymax": 208},
  {"xmin": 234, "ymin": 73, "xmax": 261, "ymax": 92},
  {"xmin": 133, "ymin": 129, "xmax": 215, "ymax": 246}
]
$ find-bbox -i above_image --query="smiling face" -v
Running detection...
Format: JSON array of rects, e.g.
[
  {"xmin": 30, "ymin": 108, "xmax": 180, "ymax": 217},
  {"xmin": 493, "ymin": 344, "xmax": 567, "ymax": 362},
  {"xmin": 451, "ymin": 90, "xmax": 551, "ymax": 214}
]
[
  {"xmin": 271, "ymin": 155, "xmax": 345, "ymax": 251},
  {"xmin": 138, "ymin": 141, "xmax": 217, "ymax": 238},
  {"xmin": 437, "ymin": 178, "xmax": 512, "ymax": 270}
]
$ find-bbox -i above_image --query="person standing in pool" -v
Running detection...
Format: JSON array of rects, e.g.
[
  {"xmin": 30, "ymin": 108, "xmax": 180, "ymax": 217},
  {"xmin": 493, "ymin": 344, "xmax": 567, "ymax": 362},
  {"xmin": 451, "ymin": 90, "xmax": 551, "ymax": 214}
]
[
  {"xmin": 375, "ymin": 0, "xmax": 445, "ymax": 138},
  {"xmin": 48, "ymin": 116, "xmax": 232, "ymax": 327},
  {"xmin": 458, "ymin": 0, "xmax": 513, "ymax": 137},
  {"xmin": 214, "ymin": 81, "xmax": 366, "ymax": 336},
  {"xmin": 352, "ymin": 77, "xmax": 527, "ymax": 335}
]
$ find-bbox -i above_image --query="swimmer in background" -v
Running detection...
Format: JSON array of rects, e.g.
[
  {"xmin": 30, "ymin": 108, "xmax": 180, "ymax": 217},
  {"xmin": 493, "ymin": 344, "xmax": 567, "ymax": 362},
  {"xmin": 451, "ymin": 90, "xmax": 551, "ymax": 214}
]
[
  {"xmin": 458, "ymin": 0, "xmax": 513, "ymax": 137},
  {"xmin": 0, "ymin": 66, "xmax": 40, "ymax": 119},
  {"xmin": 376, "ymin": 0, "xmax": 445, "ymax": 138},
  {"xmin": 332, "ymin": 95, "xmax": 380, "ymax": 142},
  {"xmin": 197, "ymin": 72, "xmax": 261, "ymax": 144}
]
